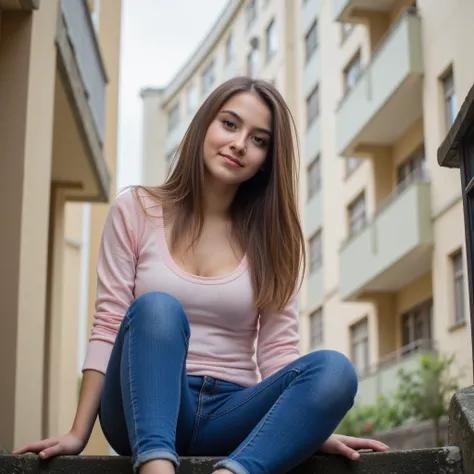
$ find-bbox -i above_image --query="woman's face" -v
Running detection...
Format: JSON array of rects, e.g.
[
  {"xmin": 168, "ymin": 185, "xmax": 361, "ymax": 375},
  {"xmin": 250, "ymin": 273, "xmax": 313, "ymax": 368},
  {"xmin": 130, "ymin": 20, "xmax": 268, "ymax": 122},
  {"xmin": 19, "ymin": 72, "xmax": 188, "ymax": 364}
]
[{"xmin": 203, "ymin": 91, "xmax": 272, "ymax": 186}]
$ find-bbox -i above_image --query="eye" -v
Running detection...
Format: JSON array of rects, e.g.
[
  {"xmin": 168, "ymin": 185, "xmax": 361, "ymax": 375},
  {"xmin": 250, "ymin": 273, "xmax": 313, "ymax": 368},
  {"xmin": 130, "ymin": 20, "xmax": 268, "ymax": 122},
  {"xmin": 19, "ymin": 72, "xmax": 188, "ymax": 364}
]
[
  {"xmin": 222, "ymin": 119, "xmax": 237, "ymax": 130},
  {"xmin": 252, "ymin": 136, "xmax": 267, "ymax": 147}
]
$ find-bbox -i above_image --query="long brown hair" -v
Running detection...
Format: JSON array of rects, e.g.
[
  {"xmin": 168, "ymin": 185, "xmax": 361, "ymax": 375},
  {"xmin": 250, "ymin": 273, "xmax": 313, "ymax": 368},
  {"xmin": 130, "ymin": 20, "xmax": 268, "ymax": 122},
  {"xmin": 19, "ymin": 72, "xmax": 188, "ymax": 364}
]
[{"xmin": 135, "ymin": 76, "xmax": 305, "ymax": 311}]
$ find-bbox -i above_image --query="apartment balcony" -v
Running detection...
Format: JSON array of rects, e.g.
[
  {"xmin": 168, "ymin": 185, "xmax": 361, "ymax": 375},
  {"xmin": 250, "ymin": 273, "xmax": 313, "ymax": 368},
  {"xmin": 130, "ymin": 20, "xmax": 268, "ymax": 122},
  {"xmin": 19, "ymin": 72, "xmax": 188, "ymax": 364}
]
[
  {"xmin": 52, "ymin": 0, "xmax": 110, "ymax": 202},
  {"xmin": 357, "ymin": 339, "xmax": 436, "ymax": 406},
  {"xmin": 340, "ymin": 175, "xmax": 432, "ymax": 301},
  {"xmin": 336, "ymin": 9, "xmax": 423, "ymax": 157},
  {"xmin": 333, "ymin": 0, "xmax": 398, "ymax": 23}
]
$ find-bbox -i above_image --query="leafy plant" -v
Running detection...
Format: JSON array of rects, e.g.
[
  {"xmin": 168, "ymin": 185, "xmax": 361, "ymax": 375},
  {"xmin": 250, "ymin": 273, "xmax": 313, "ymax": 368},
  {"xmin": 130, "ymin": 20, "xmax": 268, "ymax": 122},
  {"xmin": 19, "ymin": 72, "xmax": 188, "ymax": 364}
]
[
  {"xmin": 394, "ymin": 352, "xmax": 460, "ymax": 446},
  {"xmin": 335, "ymin": 394, "xmax": 405, "ymax": 437},
  {"xmin": 335, "ymin": 352, "xmax": 461, "ymax": 444}
]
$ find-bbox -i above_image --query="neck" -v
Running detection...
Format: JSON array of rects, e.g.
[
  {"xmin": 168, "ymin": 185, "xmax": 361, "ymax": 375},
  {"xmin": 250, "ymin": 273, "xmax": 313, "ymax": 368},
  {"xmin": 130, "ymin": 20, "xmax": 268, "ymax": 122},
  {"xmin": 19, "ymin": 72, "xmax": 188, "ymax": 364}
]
[{"xmin": 202, "ymin": 174, "xmax": 238, "ymax": 220}]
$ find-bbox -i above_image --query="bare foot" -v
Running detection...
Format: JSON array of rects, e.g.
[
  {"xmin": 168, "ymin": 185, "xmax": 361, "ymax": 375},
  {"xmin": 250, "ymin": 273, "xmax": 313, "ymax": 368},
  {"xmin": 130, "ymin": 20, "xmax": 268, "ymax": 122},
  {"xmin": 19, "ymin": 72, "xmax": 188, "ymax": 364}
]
[{"xmin": 140, "ymin": 459, "xmax": 175, "ymax": 474}]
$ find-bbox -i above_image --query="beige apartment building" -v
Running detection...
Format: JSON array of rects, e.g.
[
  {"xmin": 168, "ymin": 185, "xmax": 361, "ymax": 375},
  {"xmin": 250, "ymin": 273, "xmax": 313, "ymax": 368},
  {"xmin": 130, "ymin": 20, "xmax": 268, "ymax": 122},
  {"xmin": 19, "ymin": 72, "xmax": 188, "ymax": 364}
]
[
  {"xmin": 0, "ymin": 0, "xmax": 121, "ymax": 453},
  {"xmin": 141, "ymin": 0, "xmax": 473, "ymax": 411}
]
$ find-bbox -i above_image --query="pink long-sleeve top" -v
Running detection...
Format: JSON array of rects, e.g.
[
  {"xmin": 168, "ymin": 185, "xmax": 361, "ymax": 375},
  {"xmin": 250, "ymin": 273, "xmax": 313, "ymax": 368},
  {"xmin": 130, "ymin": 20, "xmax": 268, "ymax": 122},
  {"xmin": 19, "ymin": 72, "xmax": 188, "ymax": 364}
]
[{"xmin": 82, "ymin": 189, "xmax": 300, "ymax": 387}]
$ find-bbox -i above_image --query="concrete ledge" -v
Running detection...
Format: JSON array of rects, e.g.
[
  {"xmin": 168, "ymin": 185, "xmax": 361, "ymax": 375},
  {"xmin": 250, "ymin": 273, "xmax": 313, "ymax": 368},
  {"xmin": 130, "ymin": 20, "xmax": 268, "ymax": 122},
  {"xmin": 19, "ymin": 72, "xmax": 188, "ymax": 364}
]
[
  {"xmin": 0, "ymin": 447, "xmax": 463, "ymax": 474},
  {"xmin": 450, "ymin": 386, "xmax": 474, "ymax": 474}
]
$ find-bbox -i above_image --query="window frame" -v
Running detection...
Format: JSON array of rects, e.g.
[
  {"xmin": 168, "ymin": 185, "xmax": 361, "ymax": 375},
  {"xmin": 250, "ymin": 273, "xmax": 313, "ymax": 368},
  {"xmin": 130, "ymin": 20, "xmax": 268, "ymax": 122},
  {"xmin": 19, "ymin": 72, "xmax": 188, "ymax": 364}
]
[
  {"xmin": 305, "ymin": 20, "xmax": 318, "ymax": 63},
  {"xmin": 442, "ymin": 69, "xmax": 457, "ymax": 131},
  {"xmin": 202, "ymin": 60, "xmax": 215, "ymax": 96},
  {"xmin": 309, "ymin": 307, "xmax": 324, "ymax": 348},
  {"xmin": 266, "ymin": 19, "xmax": 277, "ymax": 61},
  {"xmin": 452, "ymin": 250, "xmax": 466, "ymax": 325},
  {"xmin": 306, "ymin": 84, "xmax": 320, "ymax": 128},
  {"xmin": 168, "ymin": 102, "xmax": 180, "ymax": 132},
  {"xmin": 307, "ymin": 154, "xmax": 321, "ymax": 200},
  {"xmin": 350, "ymin": 318, "xmax": 369, "ymax": 376},
  {"xmin": 343, "ymin": 49, "xmax": 362, "ymax": 94},
  {"xmin": 308, "ymin": 229, "xmax": 323, "ymax": 274},
  {"xmin": 347, "ymin": 191, "xmax": 366, "ymax": 238}
]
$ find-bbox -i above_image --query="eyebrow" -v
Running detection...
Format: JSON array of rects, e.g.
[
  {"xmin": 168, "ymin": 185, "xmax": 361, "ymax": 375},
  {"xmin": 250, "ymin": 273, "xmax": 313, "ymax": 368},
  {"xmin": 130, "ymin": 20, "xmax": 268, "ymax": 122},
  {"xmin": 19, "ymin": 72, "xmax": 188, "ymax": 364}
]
[{"xmin": 220, "ymin": 109, "xmax": 272, "ymax": 136}]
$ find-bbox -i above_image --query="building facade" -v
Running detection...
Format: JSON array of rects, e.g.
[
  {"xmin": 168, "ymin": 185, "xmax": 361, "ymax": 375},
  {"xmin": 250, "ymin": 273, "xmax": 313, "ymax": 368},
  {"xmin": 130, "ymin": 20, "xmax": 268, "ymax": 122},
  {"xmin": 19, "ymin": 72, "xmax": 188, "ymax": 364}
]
[
  {"xmin": 141, "ymin": 0, "xmax": 472, "ymax": 411},
  {"xmin": 0, "ymin": 0, "xmax": 121, "ymax": 452}
]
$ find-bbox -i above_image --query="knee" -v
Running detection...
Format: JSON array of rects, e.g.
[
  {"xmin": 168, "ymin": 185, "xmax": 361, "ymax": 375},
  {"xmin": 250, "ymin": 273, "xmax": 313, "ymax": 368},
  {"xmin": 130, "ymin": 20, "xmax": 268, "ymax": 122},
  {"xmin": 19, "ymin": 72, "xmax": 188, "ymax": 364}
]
[
  {"xmin": 304, "ymin": 350, "xmax": 358, "ymax": 410},
  {"xmin": 128, "ymin": 292, "xmax": 190, "ymax": 337}
]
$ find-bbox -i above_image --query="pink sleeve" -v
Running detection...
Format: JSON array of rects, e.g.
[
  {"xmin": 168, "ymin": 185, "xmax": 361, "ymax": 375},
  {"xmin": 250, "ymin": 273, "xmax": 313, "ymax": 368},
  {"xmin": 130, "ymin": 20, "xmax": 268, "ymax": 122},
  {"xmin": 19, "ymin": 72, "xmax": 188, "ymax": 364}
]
[
  {"xmin": 82, "ymin": 190, "xmax": 140, "ymax": 374},
  {"xmin": 257, "ymin": 295, "xmax": 301, "ymax": 380}
]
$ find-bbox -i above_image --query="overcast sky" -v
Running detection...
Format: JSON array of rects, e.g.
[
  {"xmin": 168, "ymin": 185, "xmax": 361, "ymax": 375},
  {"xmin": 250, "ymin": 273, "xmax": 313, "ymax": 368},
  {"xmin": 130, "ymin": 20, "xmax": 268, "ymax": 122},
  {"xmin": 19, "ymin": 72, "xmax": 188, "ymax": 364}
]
[{"xmin": 116, "ymin": 0, "xmax": 227, "ymax": 189}]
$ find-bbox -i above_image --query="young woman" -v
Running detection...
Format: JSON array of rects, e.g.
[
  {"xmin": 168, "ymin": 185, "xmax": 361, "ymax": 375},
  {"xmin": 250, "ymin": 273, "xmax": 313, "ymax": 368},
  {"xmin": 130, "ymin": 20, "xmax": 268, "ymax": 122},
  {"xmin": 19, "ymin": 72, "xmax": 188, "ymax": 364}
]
[{"xmin": 14, "ymin": 77, "xmax": 388, "ymax": 474}]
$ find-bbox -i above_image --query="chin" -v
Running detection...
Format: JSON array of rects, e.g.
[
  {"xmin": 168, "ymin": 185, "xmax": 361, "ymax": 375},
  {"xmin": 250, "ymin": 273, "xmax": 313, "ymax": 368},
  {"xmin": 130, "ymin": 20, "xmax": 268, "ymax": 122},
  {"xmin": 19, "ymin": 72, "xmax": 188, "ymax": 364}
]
[{"xmin": 205, "ymin": 164, "xmax": 245, "ymax": 186}]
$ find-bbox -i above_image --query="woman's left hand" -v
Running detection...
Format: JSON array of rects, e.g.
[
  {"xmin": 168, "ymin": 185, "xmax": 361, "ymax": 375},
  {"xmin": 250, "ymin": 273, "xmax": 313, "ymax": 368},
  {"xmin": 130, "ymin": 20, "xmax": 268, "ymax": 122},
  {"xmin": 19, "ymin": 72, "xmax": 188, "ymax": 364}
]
[{"xmin": 317, "ymin": 434, "xmax": 389, "ymax": 460}]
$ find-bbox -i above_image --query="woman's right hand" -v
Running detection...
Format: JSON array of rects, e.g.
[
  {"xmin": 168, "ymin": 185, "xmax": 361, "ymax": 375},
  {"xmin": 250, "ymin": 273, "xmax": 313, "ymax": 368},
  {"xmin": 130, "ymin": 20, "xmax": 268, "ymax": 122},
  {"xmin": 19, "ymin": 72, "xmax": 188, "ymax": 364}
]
[{"xmin": 12, "ymin": 431, "xmax": 87, "ymax": 459}]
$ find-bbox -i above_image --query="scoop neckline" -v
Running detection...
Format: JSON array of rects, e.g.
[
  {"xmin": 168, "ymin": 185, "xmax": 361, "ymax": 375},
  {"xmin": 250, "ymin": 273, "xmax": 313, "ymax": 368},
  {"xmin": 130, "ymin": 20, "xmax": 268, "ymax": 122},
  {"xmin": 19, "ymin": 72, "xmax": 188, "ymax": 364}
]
[{"xmin": 155, "ymin": 207, "xmax": 249, "ymax": 285}]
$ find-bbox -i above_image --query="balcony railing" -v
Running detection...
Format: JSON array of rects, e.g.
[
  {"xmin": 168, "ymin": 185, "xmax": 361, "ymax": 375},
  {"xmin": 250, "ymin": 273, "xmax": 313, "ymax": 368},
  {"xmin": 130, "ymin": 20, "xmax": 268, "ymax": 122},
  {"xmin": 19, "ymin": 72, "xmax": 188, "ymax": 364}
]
[
  {"xmin": 357, "ymin": 339, "xmax": 436, "ymax": 406},
  {"xmin": 339, "ymin": 172, "xmax": 433, "ymax": 301},
  {"xmin": 336, "ymin": 8, "xmax": 423, "ymax": 157},
  {"xmin": 333, "ymin": 0, "xmax": 398, "ymax": 23}
]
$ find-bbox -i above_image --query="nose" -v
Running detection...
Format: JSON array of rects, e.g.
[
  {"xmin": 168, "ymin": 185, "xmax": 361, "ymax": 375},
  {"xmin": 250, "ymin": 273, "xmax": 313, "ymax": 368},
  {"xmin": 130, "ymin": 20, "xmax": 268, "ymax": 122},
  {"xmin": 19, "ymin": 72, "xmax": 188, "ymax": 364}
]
[{"xmin": 230, "ymin": 132, "xmax": 246, "ymax": 154}]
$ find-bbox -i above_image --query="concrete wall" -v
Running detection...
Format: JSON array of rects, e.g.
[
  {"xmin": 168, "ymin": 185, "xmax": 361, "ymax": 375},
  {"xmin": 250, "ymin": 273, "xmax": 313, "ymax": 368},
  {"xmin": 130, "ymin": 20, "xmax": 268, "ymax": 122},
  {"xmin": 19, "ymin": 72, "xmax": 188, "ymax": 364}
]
[
  {"xmin": 0, "ymin": 0, "xmax": 122, "ymax": 453},
  {"xmin": 82, "ymin": 0, "xmax": 122, "ymax": 455},
  {"xmin": 0, "ymin": 2, "xmax": 58, "ymax": 449}
]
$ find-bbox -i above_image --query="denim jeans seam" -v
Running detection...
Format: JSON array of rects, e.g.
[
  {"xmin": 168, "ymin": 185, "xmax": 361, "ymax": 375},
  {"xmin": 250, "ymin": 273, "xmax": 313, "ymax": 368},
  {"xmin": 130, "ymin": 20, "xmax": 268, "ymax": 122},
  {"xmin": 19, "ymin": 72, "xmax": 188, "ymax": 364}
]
[
  {"xmin": 127, "ymin": 322, "xmax": 140, "ymax": 456},
  {"xmin": 228, "ymin": 375, "xmax": 300, "ymax": 461},
  {"xmin": 200, "ymin": 367, "xmax": 301, "ymax": 420},
  {"xmin": 188, "ymin": 376, "xmax": 207, "ymax": 453},
  {"xmin": 133, "ymin": 448, "xmax": 180, "ymax": 472},
  {"xmin": 214, "ymin": 458, "xmax": 251, "ymax": 474}
]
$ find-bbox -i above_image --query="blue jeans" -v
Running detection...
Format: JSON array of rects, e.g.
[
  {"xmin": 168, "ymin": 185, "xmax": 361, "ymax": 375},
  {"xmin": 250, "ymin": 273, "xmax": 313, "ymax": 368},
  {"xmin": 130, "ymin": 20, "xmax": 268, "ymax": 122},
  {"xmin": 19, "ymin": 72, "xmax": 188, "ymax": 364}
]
[{"xmin": 99, "ymin": 292, "xmax": 358, "ymax": 474}]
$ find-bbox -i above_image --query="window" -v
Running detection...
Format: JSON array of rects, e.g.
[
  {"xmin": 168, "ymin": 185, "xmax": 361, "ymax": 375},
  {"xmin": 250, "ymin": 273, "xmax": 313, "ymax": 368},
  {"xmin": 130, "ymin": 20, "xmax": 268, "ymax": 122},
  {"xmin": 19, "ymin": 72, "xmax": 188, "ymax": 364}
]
[
  {"xmin": 202, "ymin": 61, "xmax": 215, "ymax": 95},
  {"xmin": 443, "ymin": 70, "xmax": 457, "ymax": 130},
  {"xmin": 310, "ymin": 308, "xmax": 324, "ymax": 348},
  {"xmin": 351, "ymin": 318, "xmax": 369, "ymax": 375},
  {"xmin": 186, "ymin": 84, "xmax": 197, "ymax": 115},
  {"xmin": 307, "ymin": 155, "xmax": 321, "ymax": 199},
  {"xmin": 401, "ymin": 300, "xmax": 432, "ymax": 352},
  {"xmin": 168, "ymin": 103, "xmax": 180, "ymax": 131},
  {"xmin": 345, "ymin": 157, "xmax": 361, "ymax": 177},
  {"xmin": 246, "ymin": 0, "xmax": 257, "ymax": 27},
  {"xmin": 266, "ymin": 19, "xmax": 277, "ymax": 60},
  {"xmin": 308, "ymin": 230, "xmax": 322, "ymax": 274},
  {"xmin": 452, "ymin": 250, "xmax": 466, "ymax": 324},
  {"xmin": 348, "ymin": 192, "xmax": 366, "ymax": 237},
  {"xmin": 344, "ymin": 50, "xmax": 362, "ymax": 93},
  {"xmin": 341, "ymin": 22, "xmax": 354, "ymax": 42},
  {"xmin": 306, "ymin": 85, "xmax": 319, "ymax": 127},
  {"xmin": 305, "ymin": 20, "xmax": 318, "ymax": 62},
  {"xmin": 397, "ymin": 145, "xmax": 426, "ymax": 190},
  {"xmin": 247, "ymin": 47, "xmax": 259, "ymax": 78},
  {"xmin": 225, "ymin": 34, "xmax": 234, "ymax": 64}
]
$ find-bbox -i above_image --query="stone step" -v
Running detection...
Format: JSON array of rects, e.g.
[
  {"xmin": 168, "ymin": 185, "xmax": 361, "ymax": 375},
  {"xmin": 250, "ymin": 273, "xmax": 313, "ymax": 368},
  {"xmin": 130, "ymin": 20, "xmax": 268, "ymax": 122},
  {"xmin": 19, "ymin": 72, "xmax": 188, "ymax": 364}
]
[{"xmin": 0, "ymin": 447, "xmax": 463, "ymax": 474}]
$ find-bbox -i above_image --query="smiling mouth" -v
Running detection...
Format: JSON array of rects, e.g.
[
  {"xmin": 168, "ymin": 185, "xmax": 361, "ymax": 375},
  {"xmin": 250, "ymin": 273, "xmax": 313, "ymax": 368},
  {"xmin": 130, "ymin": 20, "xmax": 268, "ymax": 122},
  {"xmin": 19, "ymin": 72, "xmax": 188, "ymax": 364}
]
[{"xmin": 220, "ymin": 153, "xmax": 243, "ymax": 167}]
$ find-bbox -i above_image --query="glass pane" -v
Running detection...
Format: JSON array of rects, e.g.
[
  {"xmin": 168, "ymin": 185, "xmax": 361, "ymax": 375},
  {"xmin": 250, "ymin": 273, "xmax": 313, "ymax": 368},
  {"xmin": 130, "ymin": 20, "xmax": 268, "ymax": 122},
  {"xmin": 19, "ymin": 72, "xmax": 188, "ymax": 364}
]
[{"xmin": 455, "ymin": 279, "xmax": 465, "ymax": 323}]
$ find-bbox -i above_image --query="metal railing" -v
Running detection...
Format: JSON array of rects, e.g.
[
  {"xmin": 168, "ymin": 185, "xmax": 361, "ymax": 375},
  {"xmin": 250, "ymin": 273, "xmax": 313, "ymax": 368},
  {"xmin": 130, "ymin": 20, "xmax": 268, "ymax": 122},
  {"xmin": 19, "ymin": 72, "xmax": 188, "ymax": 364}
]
[{"xmin": 359, "ymin": 338, "xmax": 436, "ymax": 379}]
